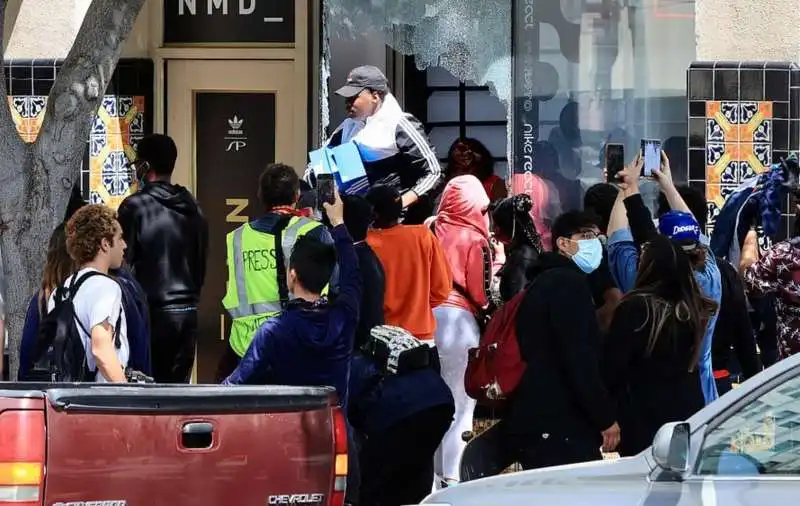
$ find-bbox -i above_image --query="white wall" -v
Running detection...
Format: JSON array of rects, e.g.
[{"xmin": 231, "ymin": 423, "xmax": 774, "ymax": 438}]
[
  {"xmin": 4, "ymin": 0, "xmax": 151, "ymax": 60},
  {"xmin": 6, "ymin": 0, "xmax": 79, "ymax": 59},
  {"xmin": 696, "ymin": 0, "xmax": 799, "ymax": 61}
]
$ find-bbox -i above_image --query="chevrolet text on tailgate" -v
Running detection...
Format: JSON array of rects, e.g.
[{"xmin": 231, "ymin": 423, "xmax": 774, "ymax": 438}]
[{"xmin": 0, "ymin": 384, "xmax": 347, "ymax": 506}]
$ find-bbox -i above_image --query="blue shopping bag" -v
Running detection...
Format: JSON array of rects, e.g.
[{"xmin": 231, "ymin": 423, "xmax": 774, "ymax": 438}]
[
  {"xmin": 309, "ymin": 146, "xmax": 337, "ymax": 175},
  {"xmin": 330, "ymin": 142, "xmax": 367, "ymax": 183},
  {"xmin": 309, "ymin": 142, "xmax": 371, "ymax": 196}
]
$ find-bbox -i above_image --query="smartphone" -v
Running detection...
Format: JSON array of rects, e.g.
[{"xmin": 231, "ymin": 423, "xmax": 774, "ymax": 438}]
[
  {"xmin": 605, "ymin": 143, "xmax": 624, "ymax": 183},
  {"xmin": 641, "ymin": 139, "xmax": 662, "ymax": 178},
  {"xmin": 316, "ymin": 174, "xmax": 336, "ymax": 209}
]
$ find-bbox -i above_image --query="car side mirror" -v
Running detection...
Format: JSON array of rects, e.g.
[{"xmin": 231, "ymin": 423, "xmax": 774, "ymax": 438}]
[{"xmin": 652, "ymin": 422, "xmax": 690, "ymax": 473}]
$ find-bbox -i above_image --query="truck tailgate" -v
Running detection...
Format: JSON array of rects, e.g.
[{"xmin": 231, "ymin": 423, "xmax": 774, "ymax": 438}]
[{"xmin": 42, "ymin": 385, "xmax": 338, "ymax": 506}]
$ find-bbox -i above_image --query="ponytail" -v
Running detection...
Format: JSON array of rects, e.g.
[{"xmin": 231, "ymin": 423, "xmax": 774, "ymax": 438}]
[{"xmin": 512, "ymin": 194, "xmax": 544, "ymax": 254}]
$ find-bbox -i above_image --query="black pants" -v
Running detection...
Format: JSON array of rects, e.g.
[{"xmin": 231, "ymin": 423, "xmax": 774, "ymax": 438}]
[
  {"xmin": 358, "ymin": 404, "xmax": 454, "ymax": 506},
  {"xmin": 750, "ymin": 298, "xmax": 779, "ymax": 368},
  {"xmin": 462, "ymin": 423, "xmax": 601, "ymax": 478},
  {"xmin": 504, "ymin": 430, "xmax": 602, "ymax": 470},
  {"xmin": 150, "ymin": 308, "xmax": 198, "ymax": 384}
]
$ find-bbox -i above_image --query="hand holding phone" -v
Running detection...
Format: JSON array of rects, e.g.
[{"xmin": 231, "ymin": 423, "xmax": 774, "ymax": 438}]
[
  {"xmin": 315, "ymin": 173, "xmax": 336, "ymax": 210},
  {"xmin": 322, "ymin": 185, "xmax": 344, "ymax": 227},
  {"xmin": 641, "ymin": 139, "xmax": 662, "ymax": 178}
]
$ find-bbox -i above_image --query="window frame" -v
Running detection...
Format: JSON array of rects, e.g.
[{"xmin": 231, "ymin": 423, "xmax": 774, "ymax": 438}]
[{"xmin": 403, "ymin": 59, "xmax": 508, "ymax": 170}]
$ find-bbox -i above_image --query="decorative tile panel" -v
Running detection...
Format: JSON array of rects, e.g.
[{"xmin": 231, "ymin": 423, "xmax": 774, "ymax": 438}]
[
  {"xmin": 8, "ymin": 96, "xmax": 47, "ymax": 142},
  {"xmin": 687, "ymin": 61, "xmax": 800, "ymax": 241},
  {"xmin": 3, "ymin": 58, "xmax": 154, "ymax": 211},
  {"xmin": 705, "ymin": 101, "xmax": 773, "ymax": 187},
  {"xmin": 89, "ymin": 95, "xmax": 146, "ymax": 209}
]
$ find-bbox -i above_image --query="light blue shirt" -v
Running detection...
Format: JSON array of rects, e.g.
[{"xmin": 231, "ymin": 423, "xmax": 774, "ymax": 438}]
[{"xmin": 608, "ymin": 228, "xmax": 722, "ymax": 404}]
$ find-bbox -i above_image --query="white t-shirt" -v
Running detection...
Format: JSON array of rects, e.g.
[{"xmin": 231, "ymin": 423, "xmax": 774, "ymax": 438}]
[{"xmin": 48, "ymin": 268, "xmax": 130, "ymax": 382}]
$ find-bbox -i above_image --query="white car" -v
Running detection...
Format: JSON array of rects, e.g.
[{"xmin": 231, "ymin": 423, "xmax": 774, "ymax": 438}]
[{"xmin": 420, "ymin": 352, "xmax": 800, "ymax": 505}]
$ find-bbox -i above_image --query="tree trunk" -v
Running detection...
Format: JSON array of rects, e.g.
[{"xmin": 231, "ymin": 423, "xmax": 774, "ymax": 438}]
[{"xmin": 0, "ymin": 0, "xmax": 146, "ymax": 380}]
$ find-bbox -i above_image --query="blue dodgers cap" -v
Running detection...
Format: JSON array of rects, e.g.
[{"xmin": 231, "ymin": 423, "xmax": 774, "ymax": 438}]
[{"xmin": 658, "ymin": 211, "xmax": 701, "ymax": 247}]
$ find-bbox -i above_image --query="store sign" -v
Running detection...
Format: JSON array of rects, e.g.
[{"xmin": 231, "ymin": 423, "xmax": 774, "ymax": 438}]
[
  {"xmin": 164, "ymin": 0, "xmax": 295, "ymax": 44},
  {"xmin": 194, "ymin": 92, "xmax": 276, "ymax": 382},
  {"xmin": 511, "ymin": 0, "xmax": 539, "ymax": 194}
]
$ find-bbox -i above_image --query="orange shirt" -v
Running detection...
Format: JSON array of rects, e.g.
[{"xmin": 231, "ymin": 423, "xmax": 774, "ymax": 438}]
[{"xmin": 367, "ymin": 225, "xmax": 453, "ymax": 340}]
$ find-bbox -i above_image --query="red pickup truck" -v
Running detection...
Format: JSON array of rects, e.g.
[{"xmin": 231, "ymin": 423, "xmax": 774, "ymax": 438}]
[{"xmin": 0, "ymin": 383, "xmax": 347, "ymax": 506}]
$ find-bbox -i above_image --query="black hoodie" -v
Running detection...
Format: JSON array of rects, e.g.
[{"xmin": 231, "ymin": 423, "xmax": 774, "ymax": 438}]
[
  {"xmin": 118, "ymin": 182, "xmax": 209, "ymax": 308},
  {"xmin": 505, "ymin": 252, "xmax": 615, "ymax": 440}
]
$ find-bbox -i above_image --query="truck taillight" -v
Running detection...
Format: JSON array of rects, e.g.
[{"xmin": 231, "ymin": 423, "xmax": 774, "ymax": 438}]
[
  {"xmin": 330, "ymin": 407, "xmax": 347, "ymax": 506},
  {"xmin": 0, "ymin": 411, "xmax": 45, "ymax": 506}
]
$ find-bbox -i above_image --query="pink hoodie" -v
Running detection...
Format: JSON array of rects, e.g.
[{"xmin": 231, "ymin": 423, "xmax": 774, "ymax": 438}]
[{"xmin": 431, "ymin": 175, "xmax": 491, "ymax": 313}]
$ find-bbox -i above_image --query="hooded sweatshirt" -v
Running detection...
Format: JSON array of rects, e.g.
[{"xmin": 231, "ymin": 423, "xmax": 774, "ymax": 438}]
[
  {"xmin": 222, "ymin": 225, "xmax": 361, "ymax": 409},
  {"xmin": 118, "ymin": 182, "xmax": 209, "ymax": 308},
  {"xmin": 431, "ymin": 175, "xmax": 491, "ymax": 313}
]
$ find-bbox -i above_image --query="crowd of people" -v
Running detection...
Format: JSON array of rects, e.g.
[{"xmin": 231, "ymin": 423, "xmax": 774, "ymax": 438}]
[
  {"xmin": 4, "ymin": 64, "xmax": 800, "ymax": 506},
  {"xmin": 16, "ymin": 134, "xmax": 207, "ymax": 384}
]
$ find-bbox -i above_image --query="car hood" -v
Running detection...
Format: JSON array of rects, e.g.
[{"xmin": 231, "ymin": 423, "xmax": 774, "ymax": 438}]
[{"xmin": 420, "ymin": 454, "xmax": 653, "ymax": 506}]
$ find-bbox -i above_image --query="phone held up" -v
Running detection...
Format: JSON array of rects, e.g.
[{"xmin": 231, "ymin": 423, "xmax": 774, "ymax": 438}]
[
  {"xmin": 605, "ymin": 143, "xmax": 624, "ymax": 183},
  {"xmin": 641, "ymin": 139, "xmax": 662, "ymax": 178},
  {"xmin": 315, "ymin": 173, "xmax": 336, "ymax": 210}
]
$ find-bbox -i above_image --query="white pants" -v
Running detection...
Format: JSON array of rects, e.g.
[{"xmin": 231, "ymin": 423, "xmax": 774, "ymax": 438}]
[{"xmin": 433, "ymin": 305, "xmax": 480, "ymax": 485}]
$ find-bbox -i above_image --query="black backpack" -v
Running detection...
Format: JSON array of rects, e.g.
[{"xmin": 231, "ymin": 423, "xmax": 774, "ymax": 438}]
[
  {"xmin": 364, "ymin": 325, "xmax": 432, "ymax": 375},
  {"xmin": 25, "ymin": 271, "xmax": 122, "ymax": 382}
]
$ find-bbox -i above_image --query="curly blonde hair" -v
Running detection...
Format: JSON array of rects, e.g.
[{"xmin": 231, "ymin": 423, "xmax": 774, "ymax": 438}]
[{"xmin": 65, "ymin": 204, "xmax": 119, "ymax": 265}]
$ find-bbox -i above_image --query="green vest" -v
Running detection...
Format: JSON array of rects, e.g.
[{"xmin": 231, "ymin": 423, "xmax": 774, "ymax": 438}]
[{"xmin": 223, "ymin": 216, "xmax": 323, "ymax": 357}]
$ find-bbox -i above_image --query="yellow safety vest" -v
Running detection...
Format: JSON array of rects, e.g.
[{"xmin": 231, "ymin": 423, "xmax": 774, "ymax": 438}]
[{"xmin": 222, "ymin": 216, "xmax": 323, "ymax": 357}]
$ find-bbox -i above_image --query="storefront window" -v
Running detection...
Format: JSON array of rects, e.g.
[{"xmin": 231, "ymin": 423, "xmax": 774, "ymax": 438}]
[
  {"xmin": 513, "ymin": 0, "xmax": 696, "ymax": 213},
  {"xmin": 325, "ymin": 0, "xmax": 697, "ymax": 214},
  {"xmin": 324, "ymin": 0, "xmax": 513, "ymax": 129},
  {"xmin": 425, "ymin": 67, "xmax": 509, "ymax": 177},
  {"xmin": 325, "ymin": 0, "xmax": 511, "ymax": 91}
]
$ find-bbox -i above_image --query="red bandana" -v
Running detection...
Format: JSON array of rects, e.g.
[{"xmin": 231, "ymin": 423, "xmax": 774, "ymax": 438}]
[{"xmin": 272, "ymin": 206, "xmax": 312, "ymax": 218}]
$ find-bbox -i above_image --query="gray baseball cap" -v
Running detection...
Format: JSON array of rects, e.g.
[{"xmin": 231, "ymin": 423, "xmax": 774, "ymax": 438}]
[{"xmin": 335, "ymin": 65, "xmax": 389, "ymax": 98}]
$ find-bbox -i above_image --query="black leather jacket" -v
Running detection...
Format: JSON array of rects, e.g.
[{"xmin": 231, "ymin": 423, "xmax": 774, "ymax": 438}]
[{"xmin": 118, "ymin": 182, "xmax": 209, "ymax": 308}]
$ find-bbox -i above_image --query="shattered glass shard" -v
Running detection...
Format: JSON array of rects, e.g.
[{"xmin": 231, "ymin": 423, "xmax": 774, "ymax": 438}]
[{"xmin": 325, "ymin": 0, "xmax": 512, "ymax": 104}]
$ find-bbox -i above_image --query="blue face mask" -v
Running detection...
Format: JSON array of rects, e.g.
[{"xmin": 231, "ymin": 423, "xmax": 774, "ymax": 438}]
[{"xmin": 571, "ymin": 238, "xmax": 603, "ymax": 274}]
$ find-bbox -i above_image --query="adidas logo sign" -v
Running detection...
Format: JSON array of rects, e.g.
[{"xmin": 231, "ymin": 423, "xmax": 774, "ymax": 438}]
[{"xmin": 227, "ymin": 115, "xmax": 244, "ymax": 135}]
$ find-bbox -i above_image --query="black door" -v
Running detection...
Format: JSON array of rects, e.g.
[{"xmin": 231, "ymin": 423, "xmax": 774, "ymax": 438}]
[{"xmin": 194, "ymin": 92, "xmax": 276, "ymax": 382}]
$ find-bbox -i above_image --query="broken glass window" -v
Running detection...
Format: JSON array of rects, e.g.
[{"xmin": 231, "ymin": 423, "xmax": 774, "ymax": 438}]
[{"xmin": 324, "ymin": 0, "xmax": 512, "ymax": 105}]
